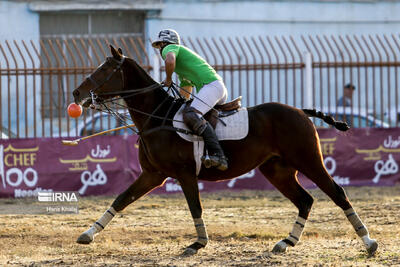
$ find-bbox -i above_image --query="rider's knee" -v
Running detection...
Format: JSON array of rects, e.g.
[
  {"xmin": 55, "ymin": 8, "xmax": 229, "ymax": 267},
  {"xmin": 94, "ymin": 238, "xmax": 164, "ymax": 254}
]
[{"xmin": 182, "ymin": 106, "xmax": 207, "ymax": 135}]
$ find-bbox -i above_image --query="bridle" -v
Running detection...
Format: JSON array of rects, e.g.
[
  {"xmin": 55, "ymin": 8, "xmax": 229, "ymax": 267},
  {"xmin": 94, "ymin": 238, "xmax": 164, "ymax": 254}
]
[
  {"xmin": 83, "ymin": 55, "xmax": 218, "ymax": 137},
  {"xmin": 83, "ymin": 56, "xmax": 189, "ymax": 136},
  {"xmin": 87, "ymin": 56, "xmax": 164, "ymax": 106},
  {"xmin": 87, "ymin": 56, "xmax": 126, "ymax": 107}
]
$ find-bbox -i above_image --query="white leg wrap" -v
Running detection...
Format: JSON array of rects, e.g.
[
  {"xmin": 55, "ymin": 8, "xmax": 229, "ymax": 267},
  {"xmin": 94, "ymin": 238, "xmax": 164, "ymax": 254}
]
[
  {"xmin": 77, "ymin": 207, "xmax": 117, "ymax": 244},
  {"xmin": 193, "ymin": 218, "xmax": 208, "ymax": 246},
  {"xmin": 344, "ymin": 208, "xmax": 368, "ymax": 238},
  {"xmin": 344, "ymin": 208, "xmax": 378, "ymax": 254},
  {"xmin": 286, "ymin": 216, "xmax": 306, "ymax": 246},
  {"xmin": 90, "ymin": 207, "xmax": 117, "ymax": 236},
  {"xmin": 82, "ymin": 225, "xmax": 98, "ymax": 239},
  {"xmin": 361, "ymin": 235, "xmax": 374, "ymax": 247}
]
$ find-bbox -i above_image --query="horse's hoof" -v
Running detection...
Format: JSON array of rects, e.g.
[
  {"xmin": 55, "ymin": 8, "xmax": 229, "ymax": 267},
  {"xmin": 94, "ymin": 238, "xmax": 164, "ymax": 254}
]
[
  {"xmin": 181, "ymin": 241, "xmax": 205, "ymax": 256},
  {"xmin": 272, "ymin": 240, "xmax": 288, "ymax": 253},
  {"xmin": 182, "ymin": 247, "xmax": 198, "ymax": 256},
  {"xmin": 76, "ymin": 233, "xmax": 93, "ymax": 244},
  {"xmin": 367, "ymin": 239, "xmax": 378, "ymax": 256}
]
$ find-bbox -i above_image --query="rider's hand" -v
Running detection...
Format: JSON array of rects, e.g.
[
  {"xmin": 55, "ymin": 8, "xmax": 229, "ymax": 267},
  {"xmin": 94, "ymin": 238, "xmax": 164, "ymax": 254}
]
[
  {"xmin": 180, "ymin": 86, "xmax": 193, "ymax": 100},
  {"xmin": 161, "ymin": 78, "xmax": 172, "ymax": 87}
]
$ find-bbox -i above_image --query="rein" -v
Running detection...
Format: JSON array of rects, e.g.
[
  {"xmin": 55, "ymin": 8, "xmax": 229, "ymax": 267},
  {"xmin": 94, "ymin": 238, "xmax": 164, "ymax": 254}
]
[
  {"xmin": 91, "ymin": 77, "xmax": 194, "ymax": 136},
  {"xmin": 85, "ymin": 56, "xmax": 173, "ymax": 135},
  {"xmin": 87, "ymin": 57, "xmax": 218, "ymax": 136}
]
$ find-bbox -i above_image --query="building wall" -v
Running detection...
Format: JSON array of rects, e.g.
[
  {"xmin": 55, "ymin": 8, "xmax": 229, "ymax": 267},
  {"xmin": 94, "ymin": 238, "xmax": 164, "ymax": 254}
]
[
  {"xmin": 1, "ymin": 1, "xmax": 400, "ymax": 136},
  {"xmin": 0, "ymin": 1, "xmax": 39, "ymax": 41},
  {"xmin": 0, "ymin": 2, "xmax": 149, "ymax": 137},
  {"xmin": 0, "ymin": 1, "xmax": 40, "ymax": 137},
  {"xmin": 147, "ymin": 1, "xmax": 400, "ymax": 39},
  {"xmin": 146, "ymin": 1, "xmax": 400, "ymax": 110}
]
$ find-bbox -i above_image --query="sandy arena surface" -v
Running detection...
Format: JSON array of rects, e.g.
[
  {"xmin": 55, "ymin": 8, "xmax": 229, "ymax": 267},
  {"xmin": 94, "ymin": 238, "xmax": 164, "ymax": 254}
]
[{"xmin": 0, "ymin": 186, "xmax": 399, "ymax": 266}]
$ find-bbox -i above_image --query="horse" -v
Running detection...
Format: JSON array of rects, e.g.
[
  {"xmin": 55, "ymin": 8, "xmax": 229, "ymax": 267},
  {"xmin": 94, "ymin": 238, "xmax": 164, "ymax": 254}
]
[{"xmin": 72, "ymin": 45, "xmax": 378, "ymax": 256}]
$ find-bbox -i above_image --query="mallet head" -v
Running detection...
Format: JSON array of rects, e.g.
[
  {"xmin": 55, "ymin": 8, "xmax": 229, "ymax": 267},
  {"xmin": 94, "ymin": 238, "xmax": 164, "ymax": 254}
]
[{"xmin": 61, "ymin": 140, "xmax": 79, "ymax": 146}]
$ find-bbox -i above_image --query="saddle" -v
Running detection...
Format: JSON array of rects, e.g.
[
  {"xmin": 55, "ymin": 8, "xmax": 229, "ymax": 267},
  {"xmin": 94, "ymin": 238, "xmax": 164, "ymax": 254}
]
[
  {"xmin": 202, "ymin": 96, "xmax": 242, "ymax": 129},
  {"xmin": 173, "ymin": 96, "xmax": 248, "ymax": 176},
  {"xmin": 215, "ymin": 96, "xmax": 242, "ymax": 111}
]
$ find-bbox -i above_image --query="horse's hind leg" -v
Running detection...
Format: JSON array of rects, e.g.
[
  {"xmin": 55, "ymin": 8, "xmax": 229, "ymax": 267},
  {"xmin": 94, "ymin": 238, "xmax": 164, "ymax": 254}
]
[
  {"xmin": 299, "ymin": 160, "xmax": 378, "ymax": 256},
  {"xmin": 77, "ymin": 171, "xmax": 165, "ymax": 244},
  {"xmin": 258, "ymin": 159, "xmax": 314, "ymax": 253},
  {"xmin": 178, "ymin": 176, "xmax": 209, "ymax": 256}
]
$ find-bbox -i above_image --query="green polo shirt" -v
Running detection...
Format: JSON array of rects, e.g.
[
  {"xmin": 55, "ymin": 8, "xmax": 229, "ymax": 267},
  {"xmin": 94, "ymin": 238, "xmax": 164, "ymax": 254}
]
[{"xmin": 161, "ymin": 44, "xmax": 222, "ymax": 92}]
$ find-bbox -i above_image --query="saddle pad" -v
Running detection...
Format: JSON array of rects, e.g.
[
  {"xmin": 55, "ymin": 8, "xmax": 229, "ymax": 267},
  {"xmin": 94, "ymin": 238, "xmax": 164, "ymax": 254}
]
[{"xmin": 173, "ymin": 105, "xmax": 249, "ymax": 142}]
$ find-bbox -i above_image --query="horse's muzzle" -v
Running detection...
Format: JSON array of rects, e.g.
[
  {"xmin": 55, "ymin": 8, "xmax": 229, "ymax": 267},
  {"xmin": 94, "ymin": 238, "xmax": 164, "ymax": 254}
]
[{"xmin": 73, "ymin": 89, "xmax": 92, "ymax": 107}]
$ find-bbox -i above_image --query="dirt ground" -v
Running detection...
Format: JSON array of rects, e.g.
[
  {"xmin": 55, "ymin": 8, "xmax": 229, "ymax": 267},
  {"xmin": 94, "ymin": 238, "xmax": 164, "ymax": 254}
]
[{"xmin": 0, "ymin": 186, "xmax": 399, "ymax": 266}]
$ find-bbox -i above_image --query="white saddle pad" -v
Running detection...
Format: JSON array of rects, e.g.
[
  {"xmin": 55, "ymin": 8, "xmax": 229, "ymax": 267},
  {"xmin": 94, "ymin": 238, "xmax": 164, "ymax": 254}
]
[
  {"xmin": 173, "ymin": 106, "xmax": 249, "ymax": 142},
  {"xmin": 173, "ymin": 105, "xmax": 249, "ymax": 176}
]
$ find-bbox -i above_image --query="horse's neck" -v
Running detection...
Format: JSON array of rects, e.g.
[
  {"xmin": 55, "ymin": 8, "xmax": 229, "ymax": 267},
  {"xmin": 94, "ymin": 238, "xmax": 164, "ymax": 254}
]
[{"xmin": 122, "ymin": 60, "xmax": 172, "ymax": 131}]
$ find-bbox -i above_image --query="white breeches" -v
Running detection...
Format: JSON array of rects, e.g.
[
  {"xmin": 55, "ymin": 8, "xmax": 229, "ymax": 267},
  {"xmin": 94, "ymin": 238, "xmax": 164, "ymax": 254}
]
[{"xmin": 191, "ymin": 80, "xmax": 228, "ymax": 115}]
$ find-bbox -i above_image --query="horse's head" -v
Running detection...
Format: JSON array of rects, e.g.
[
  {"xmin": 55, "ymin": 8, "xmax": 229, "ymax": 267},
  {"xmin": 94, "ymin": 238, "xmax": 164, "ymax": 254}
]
[{"xmin": 73, "ymin": 45, "xmax": 125, "ymax": 108}]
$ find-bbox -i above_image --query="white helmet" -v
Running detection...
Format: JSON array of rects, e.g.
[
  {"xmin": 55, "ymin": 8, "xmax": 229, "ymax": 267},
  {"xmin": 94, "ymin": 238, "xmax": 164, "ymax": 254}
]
[{"xmin": 152, "ymin": 29, "xmax": 180, "ymax": 48}]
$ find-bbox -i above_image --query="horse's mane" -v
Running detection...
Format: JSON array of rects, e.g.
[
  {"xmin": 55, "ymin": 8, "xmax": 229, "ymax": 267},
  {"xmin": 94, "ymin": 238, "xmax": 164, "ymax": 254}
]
[
  {"xmin": 124, "ymin": 57, "xmax": 183, "ymax": 122},
  {"xmin": 125, "ymin": 57, "xmax": 159, "ymax": 85}
]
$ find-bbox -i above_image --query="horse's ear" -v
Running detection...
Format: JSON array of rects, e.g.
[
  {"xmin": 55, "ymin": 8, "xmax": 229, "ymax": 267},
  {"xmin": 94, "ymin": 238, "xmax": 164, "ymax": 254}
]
[
  {"xmin": 118, "ymin": 47, "xmax": 123, "ymax": 55},
  {"xmin": 110, "ymin": 44, "xmax": 122, "ymax": 60}
]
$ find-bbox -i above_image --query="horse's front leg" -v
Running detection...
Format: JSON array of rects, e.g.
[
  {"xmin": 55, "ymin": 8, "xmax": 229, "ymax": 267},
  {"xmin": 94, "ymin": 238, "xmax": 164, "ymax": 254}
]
[
  {"xmin": 77, "ymin": 171, "xmax": 165, "ymax": 244},
  {"xmin": 179, "ymin": 176, "xmax": 209, "ymax": 256}
]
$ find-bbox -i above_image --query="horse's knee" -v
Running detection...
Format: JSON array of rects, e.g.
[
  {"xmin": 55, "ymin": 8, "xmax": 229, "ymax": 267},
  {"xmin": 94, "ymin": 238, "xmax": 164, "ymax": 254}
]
[{"xmin": 182, "ymin": 106, "xmax": 206, "ymax": 134}]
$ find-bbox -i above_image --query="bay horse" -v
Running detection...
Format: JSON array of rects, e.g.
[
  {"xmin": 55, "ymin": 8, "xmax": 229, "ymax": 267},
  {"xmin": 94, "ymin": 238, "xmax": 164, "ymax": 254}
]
[{"xmin": 72, "ymin": 45, "xmax": 377, "ymax": 256}]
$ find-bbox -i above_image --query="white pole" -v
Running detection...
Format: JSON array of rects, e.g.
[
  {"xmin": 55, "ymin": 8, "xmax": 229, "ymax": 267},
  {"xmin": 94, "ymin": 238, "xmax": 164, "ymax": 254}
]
[
  {"xmin": 303, "ymin": 51, "xmax": 313, "ymax": 108},
  {"xmin": 152, "ymin": 54, "xmax": 160, "ymax": 82}
]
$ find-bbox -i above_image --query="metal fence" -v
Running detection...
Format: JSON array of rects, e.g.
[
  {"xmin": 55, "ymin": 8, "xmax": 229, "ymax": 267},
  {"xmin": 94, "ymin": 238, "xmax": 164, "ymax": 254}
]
[{"xmin": 1, "ymin": 34, "xmax": 400, "ymax": 138}]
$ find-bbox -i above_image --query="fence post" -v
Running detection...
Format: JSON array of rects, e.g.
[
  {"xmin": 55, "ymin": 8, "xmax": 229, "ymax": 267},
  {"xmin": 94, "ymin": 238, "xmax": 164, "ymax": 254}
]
[
  {"xmin": 152, "ymin": 54, "xmax": 160, "ymax": 82},
  {"xmin": 303, "ymin": 51, "xmax": 313, "ymax": 108}
]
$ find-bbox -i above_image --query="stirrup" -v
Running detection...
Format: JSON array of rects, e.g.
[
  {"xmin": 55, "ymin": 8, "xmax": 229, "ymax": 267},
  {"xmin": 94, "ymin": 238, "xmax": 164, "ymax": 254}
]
[
  {"xmin": 201, "ymin": 154, "xmax": 228, "ymax": 171},
  {"xmin": 202, "ymin": 154, "xmax": 213, "ymax": 169}
]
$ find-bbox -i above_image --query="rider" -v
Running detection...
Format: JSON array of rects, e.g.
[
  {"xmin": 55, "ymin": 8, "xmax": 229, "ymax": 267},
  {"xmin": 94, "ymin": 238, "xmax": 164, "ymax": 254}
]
[{"xmin": 152, "ymin": 29, "xmax": 228, "ymax": 171}]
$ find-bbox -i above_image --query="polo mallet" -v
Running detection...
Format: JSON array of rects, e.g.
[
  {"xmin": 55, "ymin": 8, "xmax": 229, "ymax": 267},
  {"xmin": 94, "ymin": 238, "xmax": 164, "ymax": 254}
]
[{"xmin": 61, "ymin": 124, "xmax": 136, "ymax": 146}]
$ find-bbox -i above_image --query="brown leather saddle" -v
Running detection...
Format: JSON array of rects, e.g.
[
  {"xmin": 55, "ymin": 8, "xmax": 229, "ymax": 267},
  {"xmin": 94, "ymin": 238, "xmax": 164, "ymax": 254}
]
[
  {"xmin": 214, "ymin": 96, "xmax": 242, "ymax": 112},
  {"xmin": 203, "ymin": 96, "xmax": 242, "ymax": 129}
]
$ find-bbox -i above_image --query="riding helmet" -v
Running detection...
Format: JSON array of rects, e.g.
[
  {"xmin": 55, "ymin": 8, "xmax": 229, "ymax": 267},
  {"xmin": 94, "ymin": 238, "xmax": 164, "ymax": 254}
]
[{"xmin": 152, "ymin": 29, "xmax": 180, "ymax": 48}]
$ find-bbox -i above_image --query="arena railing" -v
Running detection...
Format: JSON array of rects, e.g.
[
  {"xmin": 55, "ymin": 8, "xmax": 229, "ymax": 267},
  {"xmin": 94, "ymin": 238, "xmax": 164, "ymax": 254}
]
[{"xmin": 1, "ymin": 34, "xmax": 400, "ymax": 138}]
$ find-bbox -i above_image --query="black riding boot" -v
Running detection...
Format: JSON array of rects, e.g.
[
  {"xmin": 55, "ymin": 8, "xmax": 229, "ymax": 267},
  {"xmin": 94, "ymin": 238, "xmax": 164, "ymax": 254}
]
[
  {"xmin": 183, "ymin": 107, "xmax": 228, "ymax": 171},
  {"xmin": 200, "ymin": 122, "xmax": 228, "ymax": 171}
]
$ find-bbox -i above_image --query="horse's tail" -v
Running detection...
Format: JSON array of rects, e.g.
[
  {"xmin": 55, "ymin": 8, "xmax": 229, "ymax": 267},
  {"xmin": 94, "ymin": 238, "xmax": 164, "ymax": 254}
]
[{"xmin": 302, "ymin": 108, "xmax": 350, "ymax": 132}]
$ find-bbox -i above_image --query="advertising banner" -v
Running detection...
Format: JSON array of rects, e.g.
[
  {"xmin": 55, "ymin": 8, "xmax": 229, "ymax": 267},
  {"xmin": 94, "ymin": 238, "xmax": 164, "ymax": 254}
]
[
  {"xmin": 0, "ymin": 128, "xmax": 399, "ymax": 198},
  {"xmin": 0, "ymin": 136, "xmax": 141, "ymax": 198}
]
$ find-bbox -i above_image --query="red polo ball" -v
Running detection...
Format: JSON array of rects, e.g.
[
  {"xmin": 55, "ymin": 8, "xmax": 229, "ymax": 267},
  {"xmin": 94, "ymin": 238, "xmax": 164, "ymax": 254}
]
[{"xmin": 67, "ymin": 103, "xmax": 82, "ymax": 118}]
